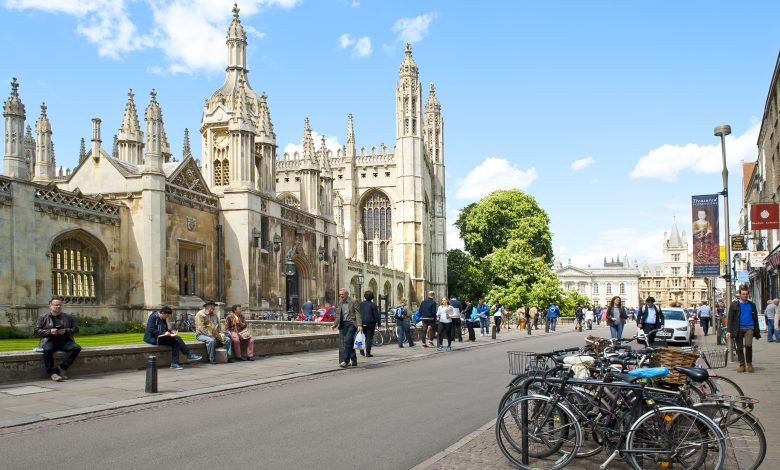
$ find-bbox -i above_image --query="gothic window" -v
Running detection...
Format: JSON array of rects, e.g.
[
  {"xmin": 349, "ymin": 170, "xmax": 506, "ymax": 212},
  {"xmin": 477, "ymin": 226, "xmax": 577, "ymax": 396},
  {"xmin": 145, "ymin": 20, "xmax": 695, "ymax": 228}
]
[
  {"xmin": 366, "ymin": 241, "xmax": 374, "ymax": 263},
  {"xmin": 361, "ymin": 191, "xmax": 392, "ymax": 264},
  {"xmin": 51, "ymin": 233, "xmax": 104, "ymax": 304},
  {"xmin": 619, "ymin": 283, "xmax": 625, "ymax": 294},
  {"xmin": 380, "ymin": 242, "xmax": 388, "ymax": 266},
  {"xmin": 178, "ymin": 243, "xmax": 203, "ymax": 296},
  {"xmin": 213, "ymin": 158, "xmax": 229, "ymax": 186},
  {"xmin": 606, "ymin": 283, "xmax": 612, "ymax": 294},
  {"xmin": 593, "ymin": 283, "xmax": 598, "ymax": 294},
  {"xmin": 280, "ymin": 193, "xmax": 300, "ymax": 209}
]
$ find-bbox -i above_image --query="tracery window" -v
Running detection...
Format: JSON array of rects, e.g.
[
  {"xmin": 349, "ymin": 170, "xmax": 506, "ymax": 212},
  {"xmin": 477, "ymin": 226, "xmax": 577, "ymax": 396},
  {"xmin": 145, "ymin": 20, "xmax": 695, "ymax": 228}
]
[
  {"xmin": 51, "ymin": 234, "xmax": 103, "ymax": 304},
  {"xmin": 178, "ymin": 243, "xmax": 203, "ymax": 296},
  {"xmin": 361, "ymin": 191, "xmax": 392, "ymax": 263},
  {"xmin": 213, "ymin": 158, "xmax": 229, "ymax": 186}
]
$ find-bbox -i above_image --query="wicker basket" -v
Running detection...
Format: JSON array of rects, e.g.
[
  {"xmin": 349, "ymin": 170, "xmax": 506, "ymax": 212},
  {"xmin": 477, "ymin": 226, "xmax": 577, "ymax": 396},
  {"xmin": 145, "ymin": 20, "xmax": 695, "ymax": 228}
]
[
  {"xmin": 650, "ymin": 347, "xmax": 699, "ymax": 385},
  {"xmin": 585, "ymin": 336, "xmax": 611, "ymax": 354}
]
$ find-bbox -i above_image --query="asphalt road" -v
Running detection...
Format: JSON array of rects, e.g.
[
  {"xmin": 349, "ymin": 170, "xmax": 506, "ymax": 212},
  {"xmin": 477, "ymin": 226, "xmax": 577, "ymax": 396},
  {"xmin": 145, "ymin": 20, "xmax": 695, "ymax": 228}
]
[{"xmin": 0, "ymin": 328, "xmax": 590, "ymax": 470}]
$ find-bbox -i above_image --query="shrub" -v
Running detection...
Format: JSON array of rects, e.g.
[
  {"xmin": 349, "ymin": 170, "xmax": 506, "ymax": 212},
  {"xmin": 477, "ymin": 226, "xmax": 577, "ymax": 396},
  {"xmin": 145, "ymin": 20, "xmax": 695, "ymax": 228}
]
[
  {"xmin": 125, "ymin": 322, "xmax": 146, "ymax": 334},
  {"xmin": 0, "ymin": 326, "xmax": 33, "ymax": 339}
]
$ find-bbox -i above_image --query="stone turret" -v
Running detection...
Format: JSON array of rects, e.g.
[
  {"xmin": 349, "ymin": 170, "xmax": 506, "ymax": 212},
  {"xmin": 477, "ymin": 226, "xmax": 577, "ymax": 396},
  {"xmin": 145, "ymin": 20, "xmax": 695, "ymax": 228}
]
[
  {"xmin": 117, "ymin": 89, "xmax": 144, "ymax": 164},
  {"xmin": 182, "ymin": 128, "xmax": 192, "ymax": 159},
  {"xmin": 319, "ymin": 135, "xmax": 333, "ymax": 218},
  {"xmin": 90, "ymin": 117, "xmax": 102, "ymax": 162},
  {"xmin": 143, "ymin": 89, "xmax": 165, "ymax": 173},
  {"xmin": 299, "ymin": 117, "xmax": 320, "ymax": 215},
  {"xmin": 32, "ymin": 102, "xmax": 54, "ymax": 182},
  {"xmin": 3, "ymin": 78, "xmax": 29, "ymax": 179}
]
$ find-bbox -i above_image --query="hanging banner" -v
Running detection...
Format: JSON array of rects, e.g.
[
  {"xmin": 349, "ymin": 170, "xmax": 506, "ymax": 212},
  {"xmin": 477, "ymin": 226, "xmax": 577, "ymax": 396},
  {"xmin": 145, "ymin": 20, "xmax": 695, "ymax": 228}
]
[
  {"xmin": 731, "ymin": 235, "xmax": 747, "ymax": 251},
  {"xmin": 750, "ymin": 250, "xmax": 768, "ymax": 266},
  {"xmin": 750, "ymin": 203, "xmax": 780, "ymax": 230},
  {"xmin": 692, "ymin": 194, "xmax": 720, "ymax": 276},
  {"xmin": 720, "ymin": 245, "xmax": 726, "ymax": 275}
]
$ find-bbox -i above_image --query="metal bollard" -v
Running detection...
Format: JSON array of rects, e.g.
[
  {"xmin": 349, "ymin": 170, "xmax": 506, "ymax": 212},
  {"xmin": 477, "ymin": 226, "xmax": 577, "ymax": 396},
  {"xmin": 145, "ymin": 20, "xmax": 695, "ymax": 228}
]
[
  {"xmin": 491, "ymin": 324, "xmax": 496, "ymax": 339},
  {"xmin": 145, "ymin": 355, "xmax": 158, "ymax": 393}
]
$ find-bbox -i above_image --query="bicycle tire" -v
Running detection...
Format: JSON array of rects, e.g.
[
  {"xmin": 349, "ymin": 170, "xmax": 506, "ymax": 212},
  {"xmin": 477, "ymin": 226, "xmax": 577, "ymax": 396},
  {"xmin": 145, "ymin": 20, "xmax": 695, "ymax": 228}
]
[
  {"xmin": 372, "ymin": 331, "xmax": 383, "ymax": 346},
  {"xmin": 706, "ymin": 375, "xmax": 745, "ymax": 399},
  {"xmin": 694, "ymin": 402, "xmax": 766, "ymax": 470},
  {"xmin": 496, "ymin": 395, "xmax": 581, "ymax": 470},
  {"xmin": 625, "ymin": 405, "xmax": 726, "ymax": 470}
]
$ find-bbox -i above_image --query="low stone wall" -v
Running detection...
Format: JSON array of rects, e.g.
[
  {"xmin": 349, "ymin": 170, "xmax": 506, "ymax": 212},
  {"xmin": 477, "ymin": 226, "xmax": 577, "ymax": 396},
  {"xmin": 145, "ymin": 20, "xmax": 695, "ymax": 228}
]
[
  {"xmin": 246, "ymin": 320, "xmax": 334, "ymax": 336},
  {"xmin": 0, "ymin": 332, "xmax": 340, "ymax": 383}
]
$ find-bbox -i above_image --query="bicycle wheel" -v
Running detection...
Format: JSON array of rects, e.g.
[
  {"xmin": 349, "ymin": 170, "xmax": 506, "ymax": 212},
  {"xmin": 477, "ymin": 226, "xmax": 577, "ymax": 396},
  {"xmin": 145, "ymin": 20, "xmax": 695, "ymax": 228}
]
[
  {"xmin": 707, "ymin": 375, "xmax": 745, "ymax": 399},
  {"xmin": 694, "ymin": 402, "xmax": 766, "ymax": 470},
  {"xmin": 372, "ymin": 331, "xmax": 383, "ymax": 346},
  {"xmin": 496, "ymin": 395, "xmax": 580, "ymax": 470},
  {"xmin": 625, "ymin": 405, "xmax": 726, "ymax": 470}
]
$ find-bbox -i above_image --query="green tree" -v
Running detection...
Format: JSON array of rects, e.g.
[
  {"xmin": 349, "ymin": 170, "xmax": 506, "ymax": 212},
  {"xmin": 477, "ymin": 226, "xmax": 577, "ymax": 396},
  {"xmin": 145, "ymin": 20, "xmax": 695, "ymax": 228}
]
[
  {"xmin": 560, "ymin": 290, "xmax": 592, "ymax": 317},
  {"xmin": 446, "ymin": 248, "xmax": 488, "ymax": 301},
  {"xmin": 454, "ymin": 190, "xmax": 553, "ymax": 263}
]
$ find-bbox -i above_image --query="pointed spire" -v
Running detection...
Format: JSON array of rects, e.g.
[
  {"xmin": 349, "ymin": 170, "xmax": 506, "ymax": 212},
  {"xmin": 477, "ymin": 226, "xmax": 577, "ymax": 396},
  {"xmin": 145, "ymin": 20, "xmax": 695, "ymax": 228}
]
[
  {"xmin": 228, "ymin": 2, "xmax": 245, "ymax": 39},
  {"xmin": 399, "ymin": 42, "xmax": 418, "ymax": 80},
  {"xmin": 79, "ymin": 137, "xmax": 86, "ymax": 162},
  {"xmin": 3, "ymin": 77, "xmax": 25, "ymax": 117},
  {"xmin": 302, "ymin": 117, "xmax": 317, "ymax": 164},
  {"xmin": 669, "ymin": 221, "xmax": 683, "ymax": 248},
  {"xmin": 119, "ymin": 88, "xmax": 141, "ymax": 133},
  {"xmin": 425, "ymin": 82, "xmax": 440, "ymax": 112},
  {"xmin": 319, "ymin": 135, "xmax": 331, "ymax": 172},
  {"xmin": 144, "ymin": 89, "xmax": 165, "ymax": 170},
  {"xmin": 257, "ymin": 92, "xmax": 275, "ymax": 138},
  {"xmin": 227, "ymin": 2, "xmax": 247, "ymax": 71},
  {"xmin": 182, "ymin": 128, "xmax": 192, "ymax": 158},
  {"xmin": 346, "ymin": 113, "xmax": 356, "ymax": 159}
]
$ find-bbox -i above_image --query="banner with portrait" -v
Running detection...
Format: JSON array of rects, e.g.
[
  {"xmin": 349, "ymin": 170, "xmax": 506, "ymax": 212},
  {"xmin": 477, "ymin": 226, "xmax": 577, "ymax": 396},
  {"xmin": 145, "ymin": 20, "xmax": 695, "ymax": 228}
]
[{"xmin": 692, "ymin": 194, "xmax": 720, "ymax": 276}]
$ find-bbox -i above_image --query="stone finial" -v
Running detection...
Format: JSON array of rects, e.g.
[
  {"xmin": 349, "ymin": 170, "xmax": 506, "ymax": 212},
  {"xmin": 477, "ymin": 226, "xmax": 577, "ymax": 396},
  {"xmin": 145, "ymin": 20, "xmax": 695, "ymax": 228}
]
[
  {"xmin": 112, "ymin": 134, "xmax": 118, "ymax": 158},
  {"xmin": 233, "ymin": 2, "xmax": 239, "ymax": 18},
  {"xmin": 302, "ymin": 116, "xmax": 317, "ymax": 164},
  {"xmin": 182, "ymin": 128, "xmax": 192, "ymax": 158},
  {"xmin": 40, "ymin": 102, "xmax": 47, "ymax": 116},
  {"xmin": 79, "ymin": 137, "xmax": 86, "ymax": 161}
]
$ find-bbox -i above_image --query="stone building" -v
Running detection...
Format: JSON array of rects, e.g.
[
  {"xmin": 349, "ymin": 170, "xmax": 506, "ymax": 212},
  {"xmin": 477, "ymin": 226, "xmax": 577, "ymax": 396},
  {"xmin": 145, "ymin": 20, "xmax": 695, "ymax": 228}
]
[
  {"xmin": 638, "ymin": 222, "xmax": 708, "ymax": 307},
  {"xmin": 556, "ymin": 256, "xmax": 641, "ymax": 309},
  {"xmin": 0, "ymin": 6, "xmax": 446, "ymax": 325}
]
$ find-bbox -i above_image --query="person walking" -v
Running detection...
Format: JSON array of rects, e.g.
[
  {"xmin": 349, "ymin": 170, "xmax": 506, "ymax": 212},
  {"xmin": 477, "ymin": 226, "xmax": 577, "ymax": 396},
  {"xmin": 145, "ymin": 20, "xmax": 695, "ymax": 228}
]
[
  {"xmin": 764, "ymin": 298, "xmax": 779, "ymax": 343},
  {"xmin": 476, "ymin": 298, "xmax": 490, "ymax": 337},
  {"xmin": 697, "ymin": 301, "xmax": 712, "ymax": 336},
  {"xmin": 594, "ymin": 305, "xmax": 601, "ymax": 326},
  {"xmin": 360, "ymin": 290, "xmax": 381, "ymax": 357},
  {"xmin": 574, "ymin": 306, "xmax": 584, "ymax": 332},
  {"xmin": 302, "ymin": 299, "xmax": 314, "ymax": 322},
  {"xmin": 492, "ymin": 302, "xmax": 503, "ymax": 334},
  {"xmin": 436, "ymin": 297, "xmax": 454, "ymax": 351},
  {"xmin": 449, "ymin": 295, "xmax": 463, "ymax": 342},
  {"xmin": 418, "ymin": 291, "xmax": 438, "ymax": 348},
  {"xmin": 546, "ymin": 303, "xmax": 560, "ymax": 332},
  {"xmin": 34, "ymin": 296, "xmax": 82, "ymax": 381},
  {"xmin": 606, "ymin": 296, "xmax": 628, "ymax": 339},
  {"xmin": 332, "ymin": 288, "xmax": 362, "ymax": 368},
  {"xmin": 638, "ymin": 297, "xmax": 665, "ymax": 345},
  {"xmin": 394, "ymin": 298, "xmax": 414, "ymax": 348},
  {"xmin": 727, "ymin": 285, "xmax": 761, "ymax": 373},
  {"xmin": 462, "ymin": 298, "xmax": 476, "ymax": 341},
  {"xmin": 530, "ymin": 305, "xmax": 539, "ymax": 330}
]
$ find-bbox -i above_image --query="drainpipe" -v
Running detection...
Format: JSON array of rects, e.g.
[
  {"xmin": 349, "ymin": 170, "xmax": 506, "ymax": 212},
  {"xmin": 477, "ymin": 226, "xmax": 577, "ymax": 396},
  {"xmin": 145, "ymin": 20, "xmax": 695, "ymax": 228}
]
[{"xmin": 217, "ymin": 224, "xmax": 224, "ymax": 303}]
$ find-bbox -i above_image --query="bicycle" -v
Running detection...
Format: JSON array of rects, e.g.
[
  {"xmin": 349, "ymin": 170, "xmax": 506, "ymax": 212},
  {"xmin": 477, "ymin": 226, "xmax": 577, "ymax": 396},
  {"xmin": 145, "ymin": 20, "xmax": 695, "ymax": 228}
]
[{"xmin": 174, "ymin": 313, "xmax": 195, "ymax": 332}]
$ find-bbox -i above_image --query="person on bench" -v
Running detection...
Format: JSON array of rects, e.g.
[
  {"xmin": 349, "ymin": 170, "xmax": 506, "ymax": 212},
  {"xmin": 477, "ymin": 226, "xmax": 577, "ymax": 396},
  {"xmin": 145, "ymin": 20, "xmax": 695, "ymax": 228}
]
[
  {"xmin": 144, "ymin": 306, "xmax": 202, "ymax": 369},
  {"xmin": 34, "ymin": 296, "xmax": 82, "ymax": 382},
  {"xmin": 195, "ymin": 300, "xmax": 233, "ymax": 364}
]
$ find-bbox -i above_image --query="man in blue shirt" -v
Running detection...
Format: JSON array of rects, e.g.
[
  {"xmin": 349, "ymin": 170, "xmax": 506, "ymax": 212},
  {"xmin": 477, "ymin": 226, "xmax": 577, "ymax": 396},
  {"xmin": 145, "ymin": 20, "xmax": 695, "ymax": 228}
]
[
  {"xmin": 302, "ymin": 299, "xmax": 314, "ymax": 321},
  {"xmin": 727, "ymin": 285, "xmax": 761, "ymax": 373},
  {"xmin": 546, "ymin": 303, "xmax": 560, "ymax": 331}
]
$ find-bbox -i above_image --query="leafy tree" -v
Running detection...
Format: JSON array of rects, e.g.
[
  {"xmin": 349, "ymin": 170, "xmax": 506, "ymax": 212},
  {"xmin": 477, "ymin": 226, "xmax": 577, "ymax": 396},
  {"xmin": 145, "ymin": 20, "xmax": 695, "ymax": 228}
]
[
  {"xmin": 454, "ymin": 190, "xmax": 553, "ymax": 263},
  {"xmin": 560, "ymin": 290, "xmax": 592, "ymax": 317},
  {"xmin": 446, "ymin": 249, "xmax": 488, "ymax": 301}
]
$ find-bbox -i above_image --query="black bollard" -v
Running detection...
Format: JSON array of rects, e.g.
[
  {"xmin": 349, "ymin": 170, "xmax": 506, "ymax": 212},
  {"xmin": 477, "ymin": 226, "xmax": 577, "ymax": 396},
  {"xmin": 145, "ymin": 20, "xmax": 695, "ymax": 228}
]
[
  {"xmin": 145, "ymin": 355, "xmax": 158, "ymax": 393},
  {"xmin": 491, "ymin": 324, "xmax": 496, "ymax": 339}
]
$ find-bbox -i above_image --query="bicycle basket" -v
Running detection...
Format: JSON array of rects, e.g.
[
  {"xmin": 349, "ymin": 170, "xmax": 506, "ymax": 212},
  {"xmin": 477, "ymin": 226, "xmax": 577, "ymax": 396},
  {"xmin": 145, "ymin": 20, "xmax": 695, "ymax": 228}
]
[
  {"xmin": 507, "ymin": 350, "xmax": 578, "ymax": 375},
  {"xmin": 698, "ymin": 349, "xmax": 728, "ymax": 369}
]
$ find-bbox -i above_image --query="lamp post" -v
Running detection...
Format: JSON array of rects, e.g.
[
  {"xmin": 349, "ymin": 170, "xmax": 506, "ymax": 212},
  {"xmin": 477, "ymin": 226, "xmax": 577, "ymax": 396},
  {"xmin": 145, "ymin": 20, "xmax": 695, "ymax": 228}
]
[
  {"xmin": 714, "ymin": 124, "xmax": 732, "ymax": 317},
  {"xmin": 284, "ymin": 255, "xmax": 296, "ymax": 318},
  {"xmin": 356, "ymin": 273, "xmax": 364, "ymax": 302}
]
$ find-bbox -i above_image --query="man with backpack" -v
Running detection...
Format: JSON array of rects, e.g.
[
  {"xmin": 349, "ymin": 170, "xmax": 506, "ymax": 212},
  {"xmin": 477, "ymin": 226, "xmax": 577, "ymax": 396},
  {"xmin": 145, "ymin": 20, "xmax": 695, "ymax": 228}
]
[
  {"xmin": 462, "ymin": 298, "xmax": 476, "ymax": 341},
  {"xmin": 393, "ymin": 298, "xmax": 414, "ymax": 348},
  {"xmin": 418, "ymin": 291, "xmax": 438, "ymax": 348},
  {"xmin": 449, "ymin": 295, "xmax": 463, "ymax": 342},
  {"xmin": 546, "ymin": 303, "xmax": 560, "ymax": 332}
]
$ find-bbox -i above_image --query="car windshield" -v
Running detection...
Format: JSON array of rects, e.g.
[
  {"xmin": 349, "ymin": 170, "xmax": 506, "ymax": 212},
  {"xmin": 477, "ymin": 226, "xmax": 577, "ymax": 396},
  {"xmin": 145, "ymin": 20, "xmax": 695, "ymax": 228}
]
[{"xmin": 664, "ymin": 311, "xmax": 685, "ymax": 321}]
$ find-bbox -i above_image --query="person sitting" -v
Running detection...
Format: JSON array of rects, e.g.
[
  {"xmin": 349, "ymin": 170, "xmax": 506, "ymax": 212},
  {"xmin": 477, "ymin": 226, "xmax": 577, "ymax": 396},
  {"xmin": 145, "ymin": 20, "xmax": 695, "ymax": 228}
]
[
  {"xmin": 195, "ymin": 300, "xmax": 233, "ymax": 364},
  {"xmin": 225, "ymin": 304, "xmax": 254, "ymax": 361},
  {"xmin": 144, "ymin": 306, "xmax": 202, "ymax": 369},
  {"xmin": 34, "ymin": 296, "xmax": 82, "ymax": 382}
]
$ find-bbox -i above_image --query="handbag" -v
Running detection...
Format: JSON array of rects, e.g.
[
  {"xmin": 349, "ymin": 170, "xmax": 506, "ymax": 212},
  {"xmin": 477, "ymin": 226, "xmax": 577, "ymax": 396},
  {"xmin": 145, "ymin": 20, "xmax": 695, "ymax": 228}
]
[{"xmin": 238, "ymin": 328, "xmax": 252, "ymax": 340}]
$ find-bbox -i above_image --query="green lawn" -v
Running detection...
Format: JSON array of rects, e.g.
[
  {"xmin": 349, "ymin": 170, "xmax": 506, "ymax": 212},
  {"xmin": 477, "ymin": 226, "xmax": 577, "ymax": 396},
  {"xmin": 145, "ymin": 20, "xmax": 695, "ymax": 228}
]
[{"xmin": 0, "ymin": 333, "xmax": 197, "ymax": 352}]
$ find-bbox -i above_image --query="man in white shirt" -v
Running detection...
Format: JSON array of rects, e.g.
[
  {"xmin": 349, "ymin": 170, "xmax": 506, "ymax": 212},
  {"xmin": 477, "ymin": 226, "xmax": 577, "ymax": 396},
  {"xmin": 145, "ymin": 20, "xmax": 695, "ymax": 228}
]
[{"xmin": 638, "ymin": 296, "xmax": 665, "ymax": 345}]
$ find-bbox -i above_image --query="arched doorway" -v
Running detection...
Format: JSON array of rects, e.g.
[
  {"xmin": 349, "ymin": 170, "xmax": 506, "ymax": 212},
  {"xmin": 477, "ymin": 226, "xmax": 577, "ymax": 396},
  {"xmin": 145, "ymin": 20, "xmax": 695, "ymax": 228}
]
[{"xmin": 285, "ymin": 266, "xmax": 300, "ymax": 315}]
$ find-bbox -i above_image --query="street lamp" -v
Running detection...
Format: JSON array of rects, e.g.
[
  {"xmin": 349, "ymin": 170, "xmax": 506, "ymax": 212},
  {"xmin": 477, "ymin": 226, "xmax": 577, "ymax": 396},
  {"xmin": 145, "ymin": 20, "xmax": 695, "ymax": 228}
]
[
  {"xmin": 356, "ymin": 273, "xmax": 364, "ymax": 300},
  {"xmin": 284, "ymin": 255, "xmax": 296, "ymax": 316},
  {"xmin": 714, "ymin": 124, "xmax": 732, "ymax": 319}
]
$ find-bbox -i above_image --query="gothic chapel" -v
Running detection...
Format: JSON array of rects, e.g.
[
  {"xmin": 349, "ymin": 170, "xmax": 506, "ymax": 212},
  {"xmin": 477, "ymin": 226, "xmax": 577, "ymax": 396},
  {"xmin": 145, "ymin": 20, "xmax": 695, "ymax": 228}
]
[{"xmin": 0, "ymin": 5, "xmax": 447, "ymax": 324}]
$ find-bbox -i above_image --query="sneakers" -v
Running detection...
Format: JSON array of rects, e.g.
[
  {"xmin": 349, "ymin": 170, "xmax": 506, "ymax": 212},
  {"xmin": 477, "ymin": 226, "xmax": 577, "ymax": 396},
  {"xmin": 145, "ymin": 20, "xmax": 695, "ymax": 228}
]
[
  {"xmin": 58, "ymin": 367, "xmax": 68, "ymax": 379},
  {"xmin": 50, "ymin": 373, "xmax": 63, "ymax": 382},
  {"xmin": 409, "ymin": 343, "xmax": 415, "ymax": 347},
  {"xmin": 747, "ymin": 363, "xmax": 754, "ymax": 373},
  {"xmin": 366, "ymin": 353, "xmax": 374, "ymax": 357},
  {"xmin": 241, "ymin": 356, "xmax": 248, "ymax": 361},
  {"xmin": 446, "ymin": 346, "xmax": 452, "ymax": 352},
  {"xmin": 737, "ymin": 365, "xmax": 745, "ymax": 373},
  {"xmin": 339, "ymin": 362, "xmax": 348, "ymax": 368},
  {"xmin": 359, "ymin": 349, "xmax": 365, "ymax": 356},
  {"xmin": 422, "ymin": 344, "xmax": 429, "ymax": 348},
  {"xmin": 398, "ymin": 344, "xmax": 404, "ymax": 348},
  {"xmin": 247, "ymin": 356, "xmax": 255, "ymax": 361},
  {"xmin": 351, "ymin": 361, "xmax": 358, "ymax": 367},
  {"xmin": 170, "ymin": 363, "xmax": 184, "ymax": 370},
  {"xmin": 186, "ymin": 353, "xmax": 202, "ymax": 362},
  {"xmin": 436, "ymin": 346, "xmax": 444, "ymax": 351},
  {"xmin": 480, "ymin": 333, "xmax": 484, "ymax": 337}
]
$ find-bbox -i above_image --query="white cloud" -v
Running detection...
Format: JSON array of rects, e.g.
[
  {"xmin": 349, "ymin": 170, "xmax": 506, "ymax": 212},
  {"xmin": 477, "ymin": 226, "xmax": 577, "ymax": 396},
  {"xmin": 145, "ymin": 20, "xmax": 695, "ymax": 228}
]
[
  {"xmin": 570, "ymin": 156, "xmax": 595, "ymax": 171},
  {"xmin": 391, "ymin": 12, "xmax": 436, "ymax": 44},
  {"xmin": 339, "ymin": 33, "xmax": 372, "ymax": 57},
  {"xmin": 6, "ymin": 0, "xmax": 300, "ymax": 73},
  {"xmin": 455, "ymin": 158, "xmax": 537, "ymax": 200},
  {"xmin": 629, "ymin": 121, "xmax": 759, "ymax": 182},
  {"xmin": 556, "ymin": 228, "xmax": 666, "ymax": 267},
  {"xmin": 283, "ymin": 131, "xmax": 343, "ymax": 159},
  {"xmin": 446, "ymin": 207, "xmax": 464, "ymax": 251}
]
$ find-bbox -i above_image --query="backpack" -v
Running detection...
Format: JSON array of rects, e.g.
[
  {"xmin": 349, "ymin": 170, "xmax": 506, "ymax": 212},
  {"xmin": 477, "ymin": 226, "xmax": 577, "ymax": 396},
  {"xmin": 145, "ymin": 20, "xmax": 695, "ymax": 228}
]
[{"xmin": 394, "ymin": 306, "xmax": 407, "ymax": 321}]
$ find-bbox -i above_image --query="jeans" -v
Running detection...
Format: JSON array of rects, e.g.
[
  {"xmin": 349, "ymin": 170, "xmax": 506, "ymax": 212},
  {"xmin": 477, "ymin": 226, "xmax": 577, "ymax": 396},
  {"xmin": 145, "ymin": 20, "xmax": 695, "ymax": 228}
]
[
  {"xmin": 157, "ymin": 335, "xmax": 191, "ymax": 365},
  {"xmin": 766, "ymin": 317, "xmax": 779, "ymax": 342},
  {"xmin": 609, "ymin": 323, "xmax": 624, "ymax": 339},
  {"xmin": 494, "ymin": 317, "xmax": 502, "ymax": 333},
  {"xmin": 227, "ymin": 331, "xmax": 253, "ymax": 359},
  {"xmin": 339, "ymin": 323, "xmax": 358, "ymax": 364},
  {"xmin": 196, "ymin": 332, "xmax": 233, "ymax": 362},
  {"xmin": 548, "ymin": 317, "xmax": 557, "ymax": 331},
  {"xmin": 735, "ymin": 328, "xmax": 755, "ymax": 366},
  {"xmin": 642, "ymin": 323, "xmax": 659, "ymax": 345},
  {"xmin": 479, "ymin": 317, "xmax": 489, "ymax": 335},
  {"xmin": 397, "ymin": 320, "xmax": 414, "ymax": 346},
  {"xmin": 437, "ymin": 322, "xmax": 452, "ymax": 347},
  {"xmin": 362, "ymin": 324, "xmax": 376, "ymax": 354},
  {"xmin": 452, "ymin": 318, "xmax": 463, "ymax": 341},
  {"xmin": 42, "ymin": 338, "xmax": 82, "ymax": 375}
]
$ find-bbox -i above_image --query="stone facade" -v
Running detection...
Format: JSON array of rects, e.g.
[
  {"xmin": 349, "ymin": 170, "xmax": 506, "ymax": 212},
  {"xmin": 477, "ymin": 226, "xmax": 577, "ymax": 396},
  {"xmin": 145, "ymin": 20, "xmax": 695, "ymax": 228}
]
[
  {"xmin": 0, "ymin": 6, "xmax": 443, "ymax": 325},
  {"xmin": 638, "ymin": 223, "xmax": 708, "ymax": 307},
  {"xmin": 556, "ymin": 257, "xmax": 641, "ymax": 309}
]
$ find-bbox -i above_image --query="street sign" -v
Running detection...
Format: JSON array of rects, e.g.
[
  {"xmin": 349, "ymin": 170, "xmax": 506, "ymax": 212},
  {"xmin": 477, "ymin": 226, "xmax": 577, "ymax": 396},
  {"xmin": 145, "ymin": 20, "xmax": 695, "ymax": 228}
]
[
  {"xmin": 731, "ymin": 235, "xmax": 746, "ymax": 251},
  {"xmin": 750, "ymin": 203, "xmax": 780, "ymax": 230},
  {"xmin": 750, "ymin": 251, "xmax": 768, "ymax": 265},
  {"xmin": 736, "ymin": 270, "xmax": 749, "ymax": 283}
]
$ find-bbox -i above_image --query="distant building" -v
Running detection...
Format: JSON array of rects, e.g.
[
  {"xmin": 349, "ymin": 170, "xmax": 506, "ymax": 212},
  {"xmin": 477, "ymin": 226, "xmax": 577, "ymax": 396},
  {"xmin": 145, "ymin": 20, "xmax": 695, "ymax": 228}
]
[
  {"xmin": 556, "ymin": 256, "xmax": 641, "ymax": 308},
  {"xmin": 638, "ymin": 222, "xmax": 708, "ymax": 307}
]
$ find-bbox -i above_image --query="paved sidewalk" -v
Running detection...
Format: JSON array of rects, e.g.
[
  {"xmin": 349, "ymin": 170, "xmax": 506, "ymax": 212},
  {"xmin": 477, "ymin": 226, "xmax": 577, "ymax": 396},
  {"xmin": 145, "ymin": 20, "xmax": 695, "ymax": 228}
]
[
  {"xmin": 0, "ymin": 323, "xmax": 560, "ymax": 429},
  {"xmin": 417, "ymin": 325, "xmax": 779, "ymax": 469}
]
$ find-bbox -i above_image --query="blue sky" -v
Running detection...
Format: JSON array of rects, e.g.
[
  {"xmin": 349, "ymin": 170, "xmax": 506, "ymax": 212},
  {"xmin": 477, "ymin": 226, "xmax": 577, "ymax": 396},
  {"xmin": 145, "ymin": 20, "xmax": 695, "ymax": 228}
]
[{"xmin": 2, "ymin": 1, "xmax": 778, "ymax": 267}]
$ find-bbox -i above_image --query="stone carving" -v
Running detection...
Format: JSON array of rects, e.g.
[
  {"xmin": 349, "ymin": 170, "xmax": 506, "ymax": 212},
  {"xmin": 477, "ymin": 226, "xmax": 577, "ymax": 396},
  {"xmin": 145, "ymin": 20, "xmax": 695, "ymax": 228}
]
[
  {"xmin": 34, "ymin": 184, "xmax": 120, "ymax": 225},
  {"xmin": 166, "ymin": 158, "xmax": 218, "ymax": 212},
  {"xmin": 281, "ymin": 206, "xmax": 315, "ymax": 229},
  {"xmin": 186, "ymin": 217, "xmax": 196, "ymax": 231}
]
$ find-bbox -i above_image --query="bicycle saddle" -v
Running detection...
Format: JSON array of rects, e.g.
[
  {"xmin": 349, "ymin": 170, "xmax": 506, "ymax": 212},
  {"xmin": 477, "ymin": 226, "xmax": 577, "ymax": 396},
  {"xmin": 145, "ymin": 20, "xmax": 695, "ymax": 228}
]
[
  {"xmin": 627, "ymin": 367, "xmax": 669, "ymax": 379},
  {"xmin": 673, "ymin": 366, "xmax": 709, "ymax": 383}
]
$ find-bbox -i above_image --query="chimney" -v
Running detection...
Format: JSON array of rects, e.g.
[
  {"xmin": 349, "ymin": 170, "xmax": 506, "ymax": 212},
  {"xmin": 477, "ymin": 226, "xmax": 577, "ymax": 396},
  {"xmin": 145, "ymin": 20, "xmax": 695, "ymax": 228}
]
[{"xmin": 91, "ymin": 117, "xmax": 102, "ymax": 161}]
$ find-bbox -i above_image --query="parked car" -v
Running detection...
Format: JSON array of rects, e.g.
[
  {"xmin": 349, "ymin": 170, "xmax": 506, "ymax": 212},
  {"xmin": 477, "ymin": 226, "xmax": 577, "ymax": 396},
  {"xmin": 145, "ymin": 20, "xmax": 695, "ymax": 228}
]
[
  {"xmin": 313, "ymin": 306, "xmax": 336, "ymax": 323},
  {"xmin": 637, "ymin": 307, "xmax": 692, "ymax": 346}
]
